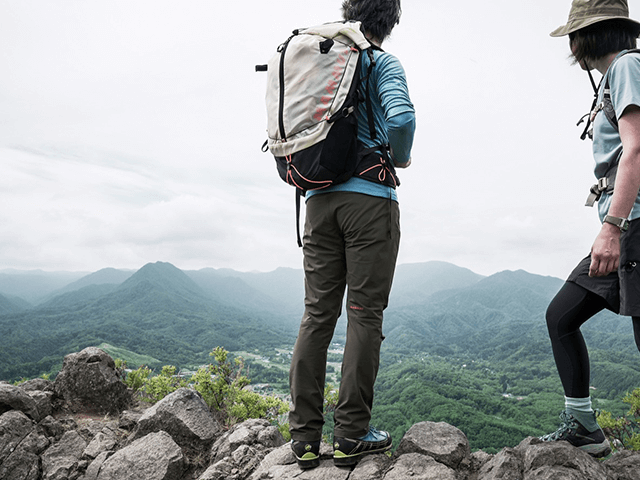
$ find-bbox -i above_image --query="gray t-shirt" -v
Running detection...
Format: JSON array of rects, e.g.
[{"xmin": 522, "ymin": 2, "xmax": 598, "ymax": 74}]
[{"xmin": 593, "ymin": 50, "xmax": 640, "ymax": 222}]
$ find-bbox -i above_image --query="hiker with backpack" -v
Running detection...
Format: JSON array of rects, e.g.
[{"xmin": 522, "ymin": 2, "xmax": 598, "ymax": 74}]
[
  {"xmin": 260, "ymin": 0, "xmax": 415, "ymax": 469},
  {"xmin": 541, "ymin": 0, "xmax": 640, "ymax": 457}
]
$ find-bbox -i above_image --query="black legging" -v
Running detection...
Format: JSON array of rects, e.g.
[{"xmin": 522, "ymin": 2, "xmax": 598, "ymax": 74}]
[{"xmin": 546, "ymin": 281, "xmax": 640, "ymax": 398}]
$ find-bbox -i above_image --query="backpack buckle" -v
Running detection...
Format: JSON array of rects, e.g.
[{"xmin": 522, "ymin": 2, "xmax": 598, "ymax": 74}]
[
  {"xmin": 597, "ymin": 177, "xmax": 609, "ymax": 191},
  {"xmin": 585, "ymin": 177, "xmax": 610, "ymax": 207}
]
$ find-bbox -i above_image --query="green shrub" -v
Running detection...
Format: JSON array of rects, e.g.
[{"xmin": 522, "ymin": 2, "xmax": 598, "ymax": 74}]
[
  {"xmin": 600, "ymin": 387, "xmax": 640, "ymax": 451},
  {"xmin": 124, "ymin": 365, "xmax": 152, "ymax": 392},
  {"xmin": 114, "ymin": 358, "xmax": 127, "ymax": 381},
  {"xmin": 143, "ymin": 365, "xmax": 188, "ymax": 402},
  {"xmin": 191, "ymin": 347, "xmax": 289, "ymax": 428}
]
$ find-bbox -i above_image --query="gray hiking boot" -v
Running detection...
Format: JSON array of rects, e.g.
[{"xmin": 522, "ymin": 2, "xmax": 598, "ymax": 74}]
[{"xmin": 540, "ymin": 410, "xmax": 611, "ymax": 458}]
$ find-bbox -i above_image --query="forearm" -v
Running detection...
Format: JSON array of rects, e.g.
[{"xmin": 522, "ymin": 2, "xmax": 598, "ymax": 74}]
[
  {"xmin": 589, "ymin": 107, "xmax": 640, "ymax": 276},
  {"xmin": 607, "ymin": 147, "xmax": 640, "ymax": 219},
  {"xmin": 387, "ymin": 112, "xmax": 415, "ymax": 167}
]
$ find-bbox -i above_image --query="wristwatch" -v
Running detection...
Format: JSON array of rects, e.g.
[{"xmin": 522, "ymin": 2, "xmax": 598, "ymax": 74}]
[{"xmin": 603, "ymin": 215, "xmax": 630, "ymax": 232}]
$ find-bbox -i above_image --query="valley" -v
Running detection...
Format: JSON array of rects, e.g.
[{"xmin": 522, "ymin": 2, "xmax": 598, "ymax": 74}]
[{"xmin": 2, "ymin": 260, "xmax": 638, "ymax": 452}]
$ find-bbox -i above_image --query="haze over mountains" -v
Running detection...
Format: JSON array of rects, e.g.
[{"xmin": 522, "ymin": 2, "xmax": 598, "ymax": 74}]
[
  {"xmin": 1, "ymin": 260, "xmax": 635, "ymax": 383},
  {"xmin": 3, "ymin": 260, "xmax": 640, "ymax": 452}
]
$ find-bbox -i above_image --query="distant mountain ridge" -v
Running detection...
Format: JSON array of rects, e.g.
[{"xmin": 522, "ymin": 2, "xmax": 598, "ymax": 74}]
[
  {"xmin": 0, "ymin": 261, "xmax": 299, "ymax": 380},
  {"xmin": 1, "ymin": 260, "xmax": 638, "ymax": 397},
  {"xmin": 49, "ymin": 267, "xmax": 134, "ymax": 296},
  {"xmin": 0, "ymin": 260, "xmax": 491, "ymax": 380},
  {"xmin": 0, "ymin": 270, "xmax": 88, "ymax": 303},
  {"xmin": 0, "ymin": 292, "xmax": 27, "ymax": 315}
]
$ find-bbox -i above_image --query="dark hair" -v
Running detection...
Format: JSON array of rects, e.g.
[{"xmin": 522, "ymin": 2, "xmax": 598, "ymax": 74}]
[
  {"xmin": 570, "ymin": 19, "xmax": 640, "ymax": 64},
  {"xmin": 341, "ymin": 0, "xmax": 401, "ymax": 41}
]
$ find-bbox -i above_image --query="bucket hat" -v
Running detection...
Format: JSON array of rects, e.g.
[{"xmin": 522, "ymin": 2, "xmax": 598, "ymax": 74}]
[{"xmin": 550, "ymin": 0, "xmax": 640, "ymax": 37}]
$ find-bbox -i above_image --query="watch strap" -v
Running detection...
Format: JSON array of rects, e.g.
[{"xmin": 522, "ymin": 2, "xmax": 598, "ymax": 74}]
[{"xmin": 603, "ymin": 215, "xmax": 630, "ymax": 232}]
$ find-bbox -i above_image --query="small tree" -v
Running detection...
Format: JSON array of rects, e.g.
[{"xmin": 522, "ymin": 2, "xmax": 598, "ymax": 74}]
[
  {"xmin": 122, "ymin": 364, "xmax": 186, "ymax": 402},
  {"xmin": 191, "ymin": 347, "xmax": 289, "ymax": 428},
  {"xmin": 599, "ymin": 387, "xmax": 640, "ymax": 451},
  {"xmin": 123, "ymin": 365, "xmax": 152, "ymax": 392},
  {"xmin": 143, "ymin": 365, "xmax": 188, "ymax": 402}
]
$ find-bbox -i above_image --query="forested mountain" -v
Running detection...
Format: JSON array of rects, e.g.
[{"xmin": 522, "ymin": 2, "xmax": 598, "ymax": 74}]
[
  {"xmin": 0, "ymin": 262, "xmax": 296, "ymax": 380},
  {"xmin": 381, "ymin": 269, "xmax": 640, "ymax": 396},
  {"xmin": 2, "ymin": 260, "xmax": 639, "ymax": 453},
  {"xmin": 370, "ymin": 269, "xmax": 640, "ymax": 452},
  {"xmin": 0, "ymin": 292, "xmax": 29, "ymax": 315},
  {"xmin": 185, "ymin": 267, "xmax": 304, "ymax": 324},
  {"xmin": 0, "ymin": 261, "xmax": 489, "ymax": 382},
  {"xmin": 390, "ymin": 261, "xmax": 485, "ymax": 306},
  {"xmin": 45, "ymin": 267, "xmax": 134, "ymax": 298},
  {"xmin": 383, "ymin": 269, "xmax": 564, "ymax": 354}
]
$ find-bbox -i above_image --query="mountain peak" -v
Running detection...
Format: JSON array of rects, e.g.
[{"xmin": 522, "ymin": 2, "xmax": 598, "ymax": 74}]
[{"xmin": 118, "ymin": 262, "xmax": 206, "ymax": 299}]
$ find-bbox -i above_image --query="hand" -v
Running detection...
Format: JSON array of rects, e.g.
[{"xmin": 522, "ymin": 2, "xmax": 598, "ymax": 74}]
[
  {"xmin": 589, "ymin": 223, "xmax": 621, "ymax": 277},
  {"xmin": 394, "ymin": 157, "xmax": 411, "ymax": 169}
]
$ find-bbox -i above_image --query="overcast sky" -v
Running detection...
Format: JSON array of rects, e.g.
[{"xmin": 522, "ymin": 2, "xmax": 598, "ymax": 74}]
[{"xmin": 2, "ymin": 0, "xmax": 634, "ymax": 279}]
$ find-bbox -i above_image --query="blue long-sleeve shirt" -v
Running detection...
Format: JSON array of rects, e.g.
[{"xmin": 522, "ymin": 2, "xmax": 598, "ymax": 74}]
[{"xmin": 307, "ymin": 48, "xmax": 415, "ymax": 202}]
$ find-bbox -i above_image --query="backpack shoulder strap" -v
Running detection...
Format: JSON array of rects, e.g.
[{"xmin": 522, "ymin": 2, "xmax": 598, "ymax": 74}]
[
  {"xmin": 363, "ymin": 48, "xmax": 378, "ymax": 141},
  {"xmin": 585, "ymin": 49, "xmax": 640, "ymax": 206},
  {"xmin": 602, "ymin": 49, "xmax": 640, "ymax": 131}
]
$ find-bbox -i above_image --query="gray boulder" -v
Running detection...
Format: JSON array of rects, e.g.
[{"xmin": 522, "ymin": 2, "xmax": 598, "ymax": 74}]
[
  {"xmin": 27, "ymin": 389, "xmax": 53, "ymax": 418},
  {"xmin": 478, "ymin": 436, "xmax": 616, "ymax": 480},
  {"xmin": 606, "ymin": 450, "xmax": 640, "ymax": 480},
  {"xmin": 350, "ymin": 455, "xmax": 391, "ymax": 480},
  {"xmin": 83, "ymin": 426, "xmax": 118, "ymax": 459},
  {"xmin": 207, "ymin": 418, "xmax": 286, "ymax": 479},
  {"xmin": 132, "ymin": 388, "xmax": 220, "ymax": 450},
  {"xmin": 395, "ymin": 421, "xmax": 471, "ymax": 469},
  {"xmin": 96, "ymin": 430, "xmax": 185, "ymax": 480},
  {"xmin": 20, "ymin": 378, "xmax": 54, "ymax": 392},
  {"xmin": 477, "ymin": 447, "xmax": 523, "ymax": 480},
  {"xmin": 41, "ymin": 430, "xmax": 87, "ymax": 480},
  {"xmin": 246, "ymin": 460, "xmax": 352, "ymax": 480},
  {"xmin": 53, "ymin": 347, "xmax": 130, "ymax": 414},
  {"xmin": 211, "ymin": 418, "xmax": 285, "ymax": 464},
  {"xmin": 470, "ymin": 449, "xmax": 493, "ymax": 472},
  {"xmin": 0, "ymin": 383, "xmax": 41, "ymax": 421},
  {"xmin": 118, "ymin": 409, "xmax": 143, "ymax": 431},
  {"xmin": 522, "ymin": 440, "xmax": 609, "ymax": 480},
  {"xmin": 0, "ymin": 410, "xmax": 35, "ymax": 464},
  {"xmin": 247, "ymin": 442, "xmax": 297, "ymax": 480},
  {"xmin": 81, "ymin": 451, "xmax": 112, "ymax": 480},
  {"xmin": 383, "ymin": 452, "xmax": 458, "ymax": 480},
  {"xmin": 39, "ymin": 415, "xmax": 65, "ymax": 441},
  {"xmin": 0, "ymin": 410, "xmax": 50, "ymax": 480}
]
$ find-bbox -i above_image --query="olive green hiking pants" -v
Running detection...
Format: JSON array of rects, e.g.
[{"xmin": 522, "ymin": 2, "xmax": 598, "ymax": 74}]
[{"xmin": 289, "ymin": 192, "xmax": 400, "ymax": 441}]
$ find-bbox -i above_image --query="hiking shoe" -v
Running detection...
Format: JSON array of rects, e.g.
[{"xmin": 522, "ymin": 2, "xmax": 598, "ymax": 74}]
[
  {"xmin": 540, "ymin": 410, "xmax": 611, "ymax": 458},
  {"xmin": 291, "ymin": 440, "xmax": 320, "ymax": 469},
  {"xmin": 333, "ymin": 426, "xmax": 392, "ymax": 466}
]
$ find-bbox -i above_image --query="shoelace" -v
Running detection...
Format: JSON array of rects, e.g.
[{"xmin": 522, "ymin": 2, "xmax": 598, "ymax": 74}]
[
  {"xmin": 362, "ymin": 426, "xmax": 386, "ymax": 442},
  {"xmin": 542, "ymin": 411, "xmax": 579, "ymax": 441}
]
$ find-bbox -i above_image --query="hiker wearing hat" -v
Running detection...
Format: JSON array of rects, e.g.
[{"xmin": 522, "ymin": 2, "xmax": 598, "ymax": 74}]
[{"xmin": 543, "ymin": 0, "xmax": 640, "ymax": 457}]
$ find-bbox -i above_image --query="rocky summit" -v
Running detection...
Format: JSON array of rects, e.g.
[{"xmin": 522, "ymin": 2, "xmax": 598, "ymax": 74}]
[{"xmin": 1, "ymin": 347, "xmax": 639, "ymax": 480}]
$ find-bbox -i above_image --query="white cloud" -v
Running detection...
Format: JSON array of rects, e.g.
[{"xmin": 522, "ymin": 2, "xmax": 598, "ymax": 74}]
[{"xmin": 0, "ymin": 0, "xmax": 625, "ymax": 278}]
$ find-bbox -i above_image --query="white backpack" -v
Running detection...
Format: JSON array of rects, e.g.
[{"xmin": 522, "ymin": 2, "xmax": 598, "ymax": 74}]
[{"xmin": 257, "ymin": 21, "xmax": 397, "ymax": 245}]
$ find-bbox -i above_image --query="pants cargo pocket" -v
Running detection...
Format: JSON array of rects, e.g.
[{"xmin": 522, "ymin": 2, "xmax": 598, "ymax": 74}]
[{"xmin": 620, "ymin": 261, "xmax": 640, "ymax": 317}]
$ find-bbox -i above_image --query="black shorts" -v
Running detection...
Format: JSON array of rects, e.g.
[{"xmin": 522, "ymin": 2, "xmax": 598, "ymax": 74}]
[{"xmin": 567, "ymin": 218, "xmax": 640, "ymax": 316}]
